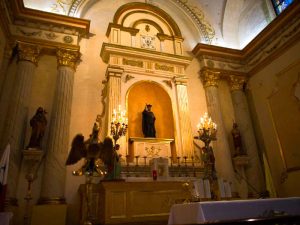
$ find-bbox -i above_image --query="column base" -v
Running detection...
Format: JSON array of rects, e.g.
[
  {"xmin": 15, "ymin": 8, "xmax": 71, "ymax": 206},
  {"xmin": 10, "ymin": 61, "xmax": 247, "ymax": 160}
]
[
  {"xmin": 38, "ymin": 197, "xmax": 66, "ymax": 205},
  {"xmin": 31, "ymin": 204, "xmax": 67, "ymax": 225}
]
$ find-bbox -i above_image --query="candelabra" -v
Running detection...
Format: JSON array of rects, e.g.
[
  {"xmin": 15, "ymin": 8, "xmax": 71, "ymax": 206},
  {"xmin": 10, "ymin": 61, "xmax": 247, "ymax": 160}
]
[
  {"xmin": 196, "ymin": 112, "xmax": 217, "ymax": 149},
  {"xmin": 110, "ymin": 105, "xmax": 128, "ymax": 179},
  {"xmin": 111, "ymin": 105, "xmax": 128, "ymax": 146},
  {"xmin": 196, "ymin": 113, "xmax": 217, "ymax": 181}
]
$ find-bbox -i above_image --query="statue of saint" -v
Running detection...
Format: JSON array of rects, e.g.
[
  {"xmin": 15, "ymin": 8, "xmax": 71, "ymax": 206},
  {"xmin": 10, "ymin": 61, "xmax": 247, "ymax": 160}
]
[
  {"xmin": 231, "ymin": 122, "xmax": 246, "ymax": 156},
  {"xmin": 27, "ymin": 107, "xmax": 47, "ymax": 149},
  {"xmin": 142, "ymin": 104, "xmax": 156, "ymax": 138}
]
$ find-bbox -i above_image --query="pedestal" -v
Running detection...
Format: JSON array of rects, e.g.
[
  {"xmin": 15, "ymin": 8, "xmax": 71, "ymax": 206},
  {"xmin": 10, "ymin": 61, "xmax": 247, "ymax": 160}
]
[
  {"xmin": 22, "ymin": 149, "xmax": 44, "ymax": 225},
  {"xmin": 233, "ymin": 155, "xmax": 249, "ymax": 199}
]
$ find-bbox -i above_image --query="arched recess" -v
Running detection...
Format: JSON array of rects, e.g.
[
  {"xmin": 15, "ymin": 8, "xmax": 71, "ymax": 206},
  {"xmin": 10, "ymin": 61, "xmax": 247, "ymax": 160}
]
[{"xmin": 127, "ymin": 81, "xmax": 174, "ymax": 139}]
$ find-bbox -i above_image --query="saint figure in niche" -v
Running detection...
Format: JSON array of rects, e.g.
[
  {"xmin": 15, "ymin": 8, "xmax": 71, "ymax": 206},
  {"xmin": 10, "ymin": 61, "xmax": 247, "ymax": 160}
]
[{"xmin": 142, "ymin": 104, "xmax": 156, "ymax": 138}]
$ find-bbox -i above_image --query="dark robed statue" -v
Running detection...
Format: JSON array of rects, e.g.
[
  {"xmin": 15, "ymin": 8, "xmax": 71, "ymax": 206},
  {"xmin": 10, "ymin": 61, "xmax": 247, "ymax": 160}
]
[
  {"xmin": 142, "ymin": 104, "xmax": 156, "ymax": 138},
  {"xmin": 27, "ymin": 107, "xmax": 47, "ymax": 149}
]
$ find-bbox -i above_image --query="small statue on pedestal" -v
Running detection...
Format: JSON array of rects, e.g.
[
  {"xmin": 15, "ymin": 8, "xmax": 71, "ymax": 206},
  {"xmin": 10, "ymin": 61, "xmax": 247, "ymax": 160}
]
[
  {"xmin": 27, "ymin": 107, "xmax": 47, "ymax": 149},
  {"xmin": 231, "ymin": 122, "xmax": 246, "ymax": 156},
  {"xmin": 66, "ymin": 121, "xmax": 122, "ymax": 180}
]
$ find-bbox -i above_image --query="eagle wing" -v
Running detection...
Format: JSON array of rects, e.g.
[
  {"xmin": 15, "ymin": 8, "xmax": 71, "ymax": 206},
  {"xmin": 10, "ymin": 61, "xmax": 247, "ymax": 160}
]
[
  {"xmin": 99, "ymin": 137, "xmax": 114, "ymax": 166},
  {"xmin": 66, "ymin": 134, "xmax": 86, "ymax": 165}
]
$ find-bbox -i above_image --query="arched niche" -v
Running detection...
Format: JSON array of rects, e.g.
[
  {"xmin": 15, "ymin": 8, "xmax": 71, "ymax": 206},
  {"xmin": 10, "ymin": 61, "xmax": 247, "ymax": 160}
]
[{"xmin": 127, "ymin": 81, "xmax": 174, "ymax": 139}]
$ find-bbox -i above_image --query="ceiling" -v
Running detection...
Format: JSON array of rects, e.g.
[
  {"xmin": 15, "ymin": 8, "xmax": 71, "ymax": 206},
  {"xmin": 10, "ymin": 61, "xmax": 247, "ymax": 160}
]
[{"xmin": 22, "ymin": 0, "xmax": 276, "ymax": 49}]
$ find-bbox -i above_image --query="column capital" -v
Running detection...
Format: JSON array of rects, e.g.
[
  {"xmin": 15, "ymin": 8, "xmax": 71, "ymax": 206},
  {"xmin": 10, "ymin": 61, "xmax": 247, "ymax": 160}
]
[
  {"xmin": 200, "ymin": 68, "xmax": 221, "ymax": 88},
  {"xmin": 3, "ymin": 41, "xmax": 16, "ymax": 60},
  {"xmin": 106, "ymin": 66, "xmax": 124, "ymax": 78},
  {"xmin": 17, "ymin": 42, "xmax": 40, "ymax": 65},
  {"xmin": 173, "ymin": 76, "xmax": 188, "ymax": 85},
  {"xmin": 228, "ymin": 75, "xmax": 247, "ymax": 91},
  {"xmin": 56, "ymin": 48, "xmax": 81, "ymax": 71}
]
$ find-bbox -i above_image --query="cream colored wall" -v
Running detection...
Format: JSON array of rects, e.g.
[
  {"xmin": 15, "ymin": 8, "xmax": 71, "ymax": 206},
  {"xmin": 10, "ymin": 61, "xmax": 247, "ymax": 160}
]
[
  {"xmin": 218, "ymin": 80, "xmax": 236, "ymax": 156},
  {"xmin": 248, "ymin": 42, "xmax": 300, "ymax": 197}
]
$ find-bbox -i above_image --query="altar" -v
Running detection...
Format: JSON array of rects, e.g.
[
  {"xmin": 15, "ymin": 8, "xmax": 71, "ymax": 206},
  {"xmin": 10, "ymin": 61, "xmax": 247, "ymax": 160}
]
[{"xmin": 79, "ymin": 180, "xmax": 187, "ymax": 225}]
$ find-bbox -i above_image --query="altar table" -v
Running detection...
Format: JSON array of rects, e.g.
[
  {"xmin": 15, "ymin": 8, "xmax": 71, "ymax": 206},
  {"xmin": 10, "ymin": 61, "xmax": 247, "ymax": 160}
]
[
  {"xmin": 79, "ymin": 180, "xmax": 186, "ymax": 225},
  {"xmin": 168, "ymin": 197, "xmax": 300, "ymax": 224}
]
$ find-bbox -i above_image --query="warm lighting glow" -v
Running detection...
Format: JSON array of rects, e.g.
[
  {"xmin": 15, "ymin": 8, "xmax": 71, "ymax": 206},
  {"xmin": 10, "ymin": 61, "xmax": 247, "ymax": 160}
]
[
  {"xmin": 111, "ymin": 105, "xmax": 128, "ymax": 143},
  {"xmin": 112, "ymin": 105, "xmax": 128, "ymax": 124},
  {"xmin": 197, "ymin": 112, "xmax": 217, "ymax": 139}
]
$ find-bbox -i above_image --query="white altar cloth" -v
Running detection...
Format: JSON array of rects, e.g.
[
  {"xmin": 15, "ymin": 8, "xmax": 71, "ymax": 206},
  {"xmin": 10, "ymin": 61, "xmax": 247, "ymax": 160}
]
[
  {"xmin": 0, "ymin": 212, "xmax": 13, "ymax": 225},
  {"xmin": 168, "ymin": 197, "xmax": 300, "ymax": 224}
]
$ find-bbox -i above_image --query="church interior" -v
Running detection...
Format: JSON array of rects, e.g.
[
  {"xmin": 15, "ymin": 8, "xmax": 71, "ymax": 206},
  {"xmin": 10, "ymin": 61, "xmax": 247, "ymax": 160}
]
[{"xmin": 0, "ymin": 0, "xmax": 299, "ymax": 225}]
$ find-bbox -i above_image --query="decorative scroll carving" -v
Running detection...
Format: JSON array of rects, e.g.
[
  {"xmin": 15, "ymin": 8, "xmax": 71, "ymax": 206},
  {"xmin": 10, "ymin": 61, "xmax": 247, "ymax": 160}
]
[
  {"xmin": 228, "ymin": 75, "xmax": 247, "ymax": 91},
  {"xmin": 45, "ymin": 32, "xmax": 59, "ymax": 40},
  {"xmin": 200, "ymin": 69, "xmax": 221, "ymax": 88},
  {"xmin": 155, "ymin": 63, "xmax": 174, "ymax": 72},
  {"xmin": 56, "ymin": 48, "xmax": 80, "ymax": 70},
  {"xmin": 163, "ymin": 80, "xmax": 172, "ymax": 88},
  {"xmin": 18, "ymin": 42, "xmax": 40, "ymax": 65},
  {"xmin": 3, "ymin": 41, "xmax": 16, "ymax": 60},
  {"xmin": 125, "ymin": 74, "xmax": 135, "ymax": 83},
  {"xmin": 17, "ymin": 27, "xmax": 42, "ymax": 37},
  {"xmin": 122, "ymin": 58, "xmax": 143, "ymax": 68},
  {"xmin": 172, "ymin": 0, "xmax": 215, "ymax": 43},
  {"xmin": 63, "ymin": 36, "xmax": 74, "ymax": 43}
]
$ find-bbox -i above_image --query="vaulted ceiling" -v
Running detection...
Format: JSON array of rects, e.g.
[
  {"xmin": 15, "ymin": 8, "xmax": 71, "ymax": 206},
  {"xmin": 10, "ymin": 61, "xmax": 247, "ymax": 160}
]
[{"xmin": 22, "ymin": 0, "xmax": 276, "ymax": 49}]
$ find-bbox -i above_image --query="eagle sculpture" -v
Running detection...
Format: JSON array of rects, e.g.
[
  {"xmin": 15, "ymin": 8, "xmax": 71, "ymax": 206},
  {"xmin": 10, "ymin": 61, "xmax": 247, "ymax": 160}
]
[{"xmin": 65, "ymin": 122, "xmax": 121, "ymax": 179}]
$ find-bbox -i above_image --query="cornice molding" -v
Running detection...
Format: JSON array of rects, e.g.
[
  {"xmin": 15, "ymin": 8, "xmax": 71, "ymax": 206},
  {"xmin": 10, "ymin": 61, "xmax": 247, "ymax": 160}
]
[
  {"xmin": 105, "ymin": 23, "xmax": 139, "ymax": 37},
  {"xmin": 13, "ymin": 0, "xmax": 90, "ymax": 36},
  {"xmin": 192, "ymin": 1, "xmax": 300, "ymax": 77},
  {"xmin": 100, "ymin": 43, "xmax": 192, "ymax": 67}
]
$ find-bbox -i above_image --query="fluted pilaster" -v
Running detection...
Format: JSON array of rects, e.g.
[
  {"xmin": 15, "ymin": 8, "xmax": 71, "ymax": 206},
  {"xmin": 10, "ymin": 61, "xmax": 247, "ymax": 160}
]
[
  {"xmin": 174, "ymin": 77, "xmax": 194, "ymax": 159},
  {"xmin": 105, "ymin": 66, "xmax": 123, "ymax": 137},
  {"xmin": 1, "ymin": 42, "xmax": 40, "ymax": 202},
  {"xmin": 228, "ymin": 75, "xmax": 265, "ymax": 196},
  {"xmin": 200, "ymin": 69, "xmax": 236, "ymax": 188},
  {"xmin": 0, "ymin": 41, "xmax": 15, "ymax": 95},
  {"xmin": 40, "ymin": 48, "xmax": 80, "ymax": 202}
]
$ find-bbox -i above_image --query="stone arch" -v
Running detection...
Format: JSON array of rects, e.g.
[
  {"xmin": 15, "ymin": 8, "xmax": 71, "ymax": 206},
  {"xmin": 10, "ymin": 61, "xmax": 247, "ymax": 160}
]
[{"xmin": 113, "ymin": 2, "xmax": 182, "ymax": 38}]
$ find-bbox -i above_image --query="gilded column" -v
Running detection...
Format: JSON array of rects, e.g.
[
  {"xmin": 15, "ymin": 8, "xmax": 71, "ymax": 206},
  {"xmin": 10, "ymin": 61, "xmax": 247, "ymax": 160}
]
[
  {"xmin": 40, "ymin": 48, "xmax": 80, "ymax": 203},
  {"xmin": 1, "ymin": 42, "xmax": 40, "ymax": 204},
  {"xmin": 200, "ymin": 69, "xmax": 236, "ymax": 187},
  {"xmin": 174, "ymin": 77, "xmax": 194, "ymax": 160},
  {"xmin": 228, "ymin": 75, "xmax": 265, "ymax": 197}
]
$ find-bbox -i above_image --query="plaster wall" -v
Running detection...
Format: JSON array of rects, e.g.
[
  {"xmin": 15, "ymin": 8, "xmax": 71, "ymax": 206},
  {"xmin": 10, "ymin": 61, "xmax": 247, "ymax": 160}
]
[
  {"xmin": 238, "ymin": 0, "xmax": 270, "ymax": 49},
  {"xmin": 248, "ymin": 41, "xmax": 300, "ymax": 197}
]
